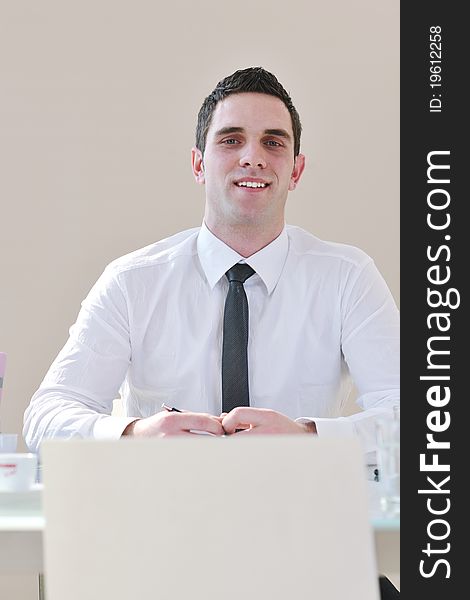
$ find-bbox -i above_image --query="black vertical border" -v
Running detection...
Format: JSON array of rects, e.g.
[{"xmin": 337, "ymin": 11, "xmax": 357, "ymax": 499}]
[{"xmin": 401, "ymin": 2, "xmax": 465, "ymax": 597}]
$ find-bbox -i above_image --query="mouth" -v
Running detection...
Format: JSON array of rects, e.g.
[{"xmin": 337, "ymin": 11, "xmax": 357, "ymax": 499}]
[{"xmin": 233, "ymin": 178, "xmax": 271, "ymax": 190}]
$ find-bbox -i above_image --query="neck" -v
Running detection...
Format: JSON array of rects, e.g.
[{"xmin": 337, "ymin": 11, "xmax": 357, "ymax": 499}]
[{"xmin": 204, "ymin": 220, "xmax": 284, "ymax": 257}]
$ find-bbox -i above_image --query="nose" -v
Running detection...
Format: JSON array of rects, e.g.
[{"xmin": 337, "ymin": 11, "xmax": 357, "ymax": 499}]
[{"xmin": 239, "ymin": 144, "xmax": 267, "ymax": 169}]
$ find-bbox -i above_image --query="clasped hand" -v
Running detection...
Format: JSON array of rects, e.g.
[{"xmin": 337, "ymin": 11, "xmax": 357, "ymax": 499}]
[{"xmin": 124, "ymin": 407, "xmax": 316, "ymax": 437}]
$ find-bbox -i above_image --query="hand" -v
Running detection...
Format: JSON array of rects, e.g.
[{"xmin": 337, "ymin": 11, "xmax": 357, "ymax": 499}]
[
  {"xmin": 122, "ymin": 411, "xmax": 225, "ymax": 437},
  {"xmin": 221, "ymin": 407, "xmax": 317, "ymax": 435}
]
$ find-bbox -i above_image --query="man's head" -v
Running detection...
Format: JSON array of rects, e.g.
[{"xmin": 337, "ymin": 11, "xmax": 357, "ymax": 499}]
[
  {"xmin": 196, "ymin": 67, "xmax": 302, "ymax": 158},
  {"xmin": 191, "ymin": 68, "xmax": 305, "ymax": 249}
]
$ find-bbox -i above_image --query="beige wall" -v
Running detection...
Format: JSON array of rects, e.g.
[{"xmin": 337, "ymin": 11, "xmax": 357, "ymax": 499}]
[{"xmin": 0, "ymin": 1, "xmax": 399, "ymax": 450}]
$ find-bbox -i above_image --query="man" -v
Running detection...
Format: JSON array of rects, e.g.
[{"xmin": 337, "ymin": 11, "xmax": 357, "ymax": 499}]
[
  {"xmin": 24, "ymin": 67, "xmax": 399, "ymax": 457},
  {"xmin": 24, "ymin": 67, "xmax": 400, "ymax": 598}
]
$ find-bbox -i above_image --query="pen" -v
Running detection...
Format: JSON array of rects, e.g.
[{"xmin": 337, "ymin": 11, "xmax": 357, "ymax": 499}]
[
  {"xmin": 161, "ymin": 403, "xmax": 182, "ymax": 413},
  {"xmin": 161, "ymin": 403, "xmax": 243, "ymax": 435},
  {"xmin": 161, "ymin": 403, "xmax": 217, "ymax": 436}
]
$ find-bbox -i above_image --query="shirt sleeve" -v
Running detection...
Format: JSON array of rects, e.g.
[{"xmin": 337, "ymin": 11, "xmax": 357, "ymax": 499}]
[
  {"xmin": 298, "ymin": 258, "xmax": 399, "ymax": 461},
  {"xmin": 23, "ymin": 265, "xmax": 136, "ymax": 453}
]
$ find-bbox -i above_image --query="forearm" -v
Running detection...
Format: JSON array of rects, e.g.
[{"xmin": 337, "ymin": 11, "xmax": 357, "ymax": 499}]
[
  {"xmin": 310, "ymin": 402, "xmax": 398, "ymax": 461},
  {"xmin": 297, "ymin": 420, "xmax": 317, "ymax": 434},
  {"xmin": 23, "ymin": 388, "xmax": 135, "ymax": 452},
  {"xmin": 121, "ymin": 419, "xmax": 141, "ymax": 436}
]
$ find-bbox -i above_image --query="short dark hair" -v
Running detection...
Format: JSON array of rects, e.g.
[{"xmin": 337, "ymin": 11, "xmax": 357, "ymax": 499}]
[{"xmin": 196, "ymin": 67, "xmax": 302, "ymax": 157}]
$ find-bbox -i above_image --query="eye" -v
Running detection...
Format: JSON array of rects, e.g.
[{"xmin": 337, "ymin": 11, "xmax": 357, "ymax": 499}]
[
  {"xmin": 265, "ymin": 140, "xmax": 282, "ymax": 147},
  {"xmin": 222, "ymin": 138, "xmax": 240, "ymax": 145}
]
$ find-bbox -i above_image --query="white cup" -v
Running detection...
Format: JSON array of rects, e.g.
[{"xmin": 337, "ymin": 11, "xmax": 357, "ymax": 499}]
[
  {"xmin": 0, "ymin": 453, "xmax": 38, "ymax": 492},
  {"xmin": 0, "ymin": 433, "xmax": 18, "ymax": 453}
]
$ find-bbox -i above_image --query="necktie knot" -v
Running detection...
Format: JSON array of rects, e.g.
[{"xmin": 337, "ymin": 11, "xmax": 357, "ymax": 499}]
[{"xmin": 226, "ymin": 264, "xmax": 255, "ymax": 284}]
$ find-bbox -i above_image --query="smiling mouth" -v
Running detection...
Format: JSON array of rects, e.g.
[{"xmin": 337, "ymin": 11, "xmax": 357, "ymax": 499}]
[{"xmin": 234, "ymin": 181, "xmax": 270, "ymax": 189}]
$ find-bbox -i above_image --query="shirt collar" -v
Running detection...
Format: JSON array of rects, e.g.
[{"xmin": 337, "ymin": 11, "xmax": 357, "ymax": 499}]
[{"xmin": 197, "ymin": 222, "xmax": 288, "ymax": 295}]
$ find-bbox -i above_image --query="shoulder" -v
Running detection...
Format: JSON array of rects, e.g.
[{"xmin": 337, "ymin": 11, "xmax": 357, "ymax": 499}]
[
  {"xmin": 286, "ymin": 225, "xmax": 372, "ymax": 269},
  {"xmin": 105, "ymin": 227, "xmax": 200, "ymax": 276}
]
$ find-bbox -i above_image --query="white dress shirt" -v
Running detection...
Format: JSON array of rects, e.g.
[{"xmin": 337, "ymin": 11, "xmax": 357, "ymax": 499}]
[{"xmin": 23, "ymin": 223, "xmax": 399, "ymax": 457}]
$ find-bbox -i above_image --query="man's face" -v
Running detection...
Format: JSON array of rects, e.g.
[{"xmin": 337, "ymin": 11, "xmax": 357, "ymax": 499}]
[{"xmin": 192, "ymin": 92, "xmax": 305, "ymax": 233}]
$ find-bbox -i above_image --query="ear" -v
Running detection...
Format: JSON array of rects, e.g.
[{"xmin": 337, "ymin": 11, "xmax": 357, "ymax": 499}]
[
  {"xmin": 191, "ymin": 147, "xmax": 205, "ymax": 184},
  {"xmin": 288, "ymin": 153, "xmax": 306, "ymax": 191}
]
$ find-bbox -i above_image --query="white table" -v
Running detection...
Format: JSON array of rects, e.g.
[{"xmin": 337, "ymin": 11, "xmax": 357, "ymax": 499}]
[
  {"xmin": 0, "ymin": 481, "xmax": 399, "ymax": 595},
  {"xmin": 0, "ymin": 485, "xmax": 44, "ymax": 573}
]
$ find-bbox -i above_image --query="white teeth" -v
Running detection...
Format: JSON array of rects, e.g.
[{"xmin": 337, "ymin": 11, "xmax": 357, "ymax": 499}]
[{"xmin": 237, "ymin": 181, "xmax": 267, "ymax": 188}]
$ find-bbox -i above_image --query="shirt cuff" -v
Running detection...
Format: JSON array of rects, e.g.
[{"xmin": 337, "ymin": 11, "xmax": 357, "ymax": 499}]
[
  {"xmin": 295, "ymin": 416, "xmax": 355, "ymax": 438},
  {"xmin": 93, "ymin": 415, "xmax": 140, "ymax": 439}
]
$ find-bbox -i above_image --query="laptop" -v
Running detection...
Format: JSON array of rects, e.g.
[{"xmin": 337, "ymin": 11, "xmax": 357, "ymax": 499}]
[{"xmin": 42, "ymin": 436, "xmax": 379, "ymax": 600}]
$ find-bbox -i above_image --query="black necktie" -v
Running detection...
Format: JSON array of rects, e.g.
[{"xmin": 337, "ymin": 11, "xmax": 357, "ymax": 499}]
[{"xmin": 222, "ymin": 263, "xmax": 255, "ymax": 414}]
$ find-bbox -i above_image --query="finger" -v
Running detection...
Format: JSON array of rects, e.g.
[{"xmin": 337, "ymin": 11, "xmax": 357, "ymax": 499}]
[
  {"xmin": 188, "ymin": 430, "xmax": 218, "ymax": 436},
  {"xmin": 232, "ymin": 426, "xmax": 256, "ymax": 435},
  {"xmin": 223, "ymin": 424, "xmax": 252, "ymax": 435},
  {"xmin": 174, "ymin": 412, "xmax": 225, "ymax": 436},
  {"xmin": 222, "ymin": 408, "xmax": 271, "ymax": 434}
]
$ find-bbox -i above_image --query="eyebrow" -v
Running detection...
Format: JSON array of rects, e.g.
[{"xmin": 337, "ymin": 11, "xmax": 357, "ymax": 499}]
[{"xmin": 214, "ymin": 126, "xmax": 292, "ymax": 141}]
